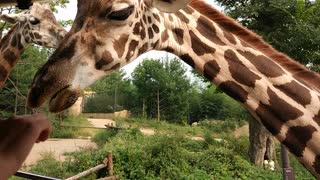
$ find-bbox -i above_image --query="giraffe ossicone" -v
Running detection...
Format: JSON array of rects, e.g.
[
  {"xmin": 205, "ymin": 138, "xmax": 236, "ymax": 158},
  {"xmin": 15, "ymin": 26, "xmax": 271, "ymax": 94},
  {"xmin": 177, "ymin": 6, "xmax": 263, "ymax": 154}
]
[
  {"xmin": 0, "ymin": 2, "xmax": 66, "ymax": 87},
  {"xmin": 27, "ymin": 0, "xmax": 320, "ymax": 177}
]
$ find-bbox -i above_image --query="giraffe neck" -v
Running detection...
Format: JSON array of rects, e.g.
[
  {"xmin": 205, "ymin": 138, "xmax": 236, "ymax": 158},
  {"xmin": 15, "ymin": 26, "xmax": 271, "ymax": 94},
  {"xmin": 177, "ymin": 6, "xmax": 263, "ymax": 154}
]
[
  {"xmin": 154, "ymin": 4, "xmax": 320, "ymax": 177},
  {"xmin": 0, "ymin": 24, "xmax": 27, "ymax": 87}
]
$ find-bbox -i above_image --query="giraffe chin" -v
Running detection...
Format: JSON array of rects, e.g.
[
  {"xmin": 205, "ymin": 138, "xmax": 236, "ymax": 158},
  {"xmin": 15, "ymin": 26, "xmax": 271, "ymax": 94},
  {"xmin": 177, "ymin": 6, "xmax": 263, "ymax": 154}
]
[{"xmin": 48, "ymin": 86, "xmax": 81, "ymax": 113}]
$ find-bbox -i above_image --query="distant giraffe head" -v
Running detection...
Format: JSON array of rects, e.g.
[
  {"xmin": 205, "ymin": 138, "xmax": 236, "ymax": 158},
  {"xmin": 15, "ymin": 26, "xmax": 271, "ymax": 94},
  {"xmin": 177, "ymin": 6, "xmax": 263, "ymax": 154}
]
[
  {"xmin": 0, "ymin": 3, "xmax": 66, "ymax": 48},
  {"xmin": 27, "ymin": 1, "xmax": 320, "ymax": 177},
  {"xmin": 0, "ymin": 2, "xmax": 66, "ymax": 87}
]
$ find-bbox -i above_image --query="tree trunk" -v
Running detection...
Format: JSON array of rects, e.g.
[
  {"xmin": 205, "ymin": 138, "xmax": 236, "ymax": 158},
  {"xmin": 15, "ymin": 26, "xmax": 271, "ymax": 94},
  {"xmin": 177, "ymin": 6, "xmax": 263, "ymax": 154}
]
[
  {"xmin": 157, "ymin": 89, "xmax": 160, "ymax": 121},
  {"xmin": 249, "ymin": 118, "xmax": 276, "ymax": 167}
]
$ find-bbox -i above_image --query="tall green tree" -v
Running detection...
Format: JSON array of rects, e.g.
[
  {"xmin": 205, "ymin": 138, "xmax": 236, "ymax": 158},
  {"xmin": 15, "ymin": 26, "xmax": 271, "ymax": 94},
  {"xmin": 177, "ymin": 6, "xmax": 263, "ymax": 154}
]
[{"xmin": 132, "ymin": 58, "xmax": 191, "ymax": 123}]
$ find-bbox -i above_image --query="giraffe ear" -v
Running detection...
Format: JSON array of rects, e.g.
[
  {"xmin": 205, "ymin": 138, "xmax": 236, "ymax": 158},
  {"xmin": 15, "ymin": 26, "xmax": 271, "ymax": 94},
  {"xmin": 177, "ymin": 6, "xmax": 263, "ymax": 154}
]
[
  {"xmin": 0, "ymin": 14, "xmax": 26, "ymax": 24},
  {"xmin": 151, "ymin": 0, "xmax": 192, "ymax": 13}
]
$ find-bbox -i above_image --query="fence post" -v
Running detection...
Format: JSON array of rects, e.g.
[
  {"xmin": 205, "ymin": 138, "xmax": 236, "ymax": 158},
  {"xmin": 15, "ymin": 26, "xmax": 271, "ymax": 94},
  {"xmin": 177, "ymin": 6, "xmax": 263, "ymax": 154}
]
[{"xmin": 108, "ymin": 151, "xmax": 113, "ymax": 176}]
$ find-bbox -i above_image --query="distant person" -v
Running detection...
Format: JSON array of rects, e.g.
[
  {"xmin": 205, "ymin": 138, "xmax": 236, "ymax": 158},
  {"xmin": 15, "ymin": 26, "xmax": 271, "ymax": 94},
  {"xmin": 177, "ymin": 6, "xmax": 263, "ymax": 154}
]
[{"xmin": 0, "ymin": 113, "xmax": 51, "ymax": 179}]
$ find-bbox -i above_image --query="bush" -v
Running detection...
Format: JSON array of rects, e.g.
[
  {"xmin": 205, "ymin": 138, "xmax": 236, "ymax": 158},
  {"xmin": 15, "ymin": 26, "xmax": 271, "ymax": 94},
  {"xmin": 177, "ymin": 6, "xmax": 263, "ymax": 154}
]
[{"xmin": 93, "ymin": 129, "xmax": 118, "ymax": 147}]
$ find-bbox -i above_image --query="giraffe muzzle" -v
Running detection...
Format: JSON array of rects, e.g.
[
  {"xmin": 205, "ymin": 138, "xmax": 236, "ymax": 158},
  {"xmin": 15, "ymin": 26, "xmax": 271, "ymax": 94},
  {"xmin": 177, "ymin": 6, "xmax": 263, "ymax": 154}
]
[{"xmin": 48, "ymin": 86, "xmax": 81, "ymax": 113}]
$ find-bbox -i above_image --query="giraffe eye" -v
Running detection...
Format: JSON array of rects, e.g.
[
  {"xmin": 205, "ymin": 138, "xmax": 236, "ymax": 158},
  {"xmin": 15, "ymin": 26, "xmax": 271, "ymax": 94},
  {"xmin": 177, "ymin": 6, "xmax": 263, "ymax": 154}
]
[
  {"xmin": 30, "ymin": 17, "xmax": 40, "ymax": 25},
  {"xmin": 107, "ymin": 5, "xmax": 134, "ymax": 21}
]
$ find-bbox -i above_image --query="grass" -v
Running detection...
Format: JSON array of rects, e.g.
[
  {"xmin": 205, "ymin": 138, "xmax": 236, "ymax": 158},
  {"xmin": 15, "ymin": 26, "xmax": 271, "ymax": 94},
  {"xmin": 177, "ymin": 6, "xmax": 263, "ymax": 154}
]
[{"xmin": 49, "ymin": 114, "xmax": 97, "ymax": 139}]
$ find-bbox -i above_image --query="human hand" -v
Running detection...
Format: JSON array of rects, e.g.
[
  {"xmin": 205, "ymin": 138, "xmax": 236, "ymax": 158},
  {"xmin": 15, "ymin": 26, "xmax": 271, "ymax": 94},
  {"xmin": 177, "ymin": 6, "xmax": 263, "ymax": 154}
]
[{"xmin": 0, "ymin": 113, "xmax": 51, "ymax": 179}]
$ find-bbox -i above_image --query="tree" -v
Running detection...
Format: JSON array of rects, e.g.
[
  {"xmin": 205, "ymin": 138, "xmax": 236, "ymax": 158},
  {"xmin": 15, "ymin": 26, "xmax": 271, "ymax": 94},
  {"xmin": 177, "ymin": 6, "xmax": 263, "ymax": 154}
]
[
  {"xmin": 132, "ymin": 58, "xmax": 191, "ymax": 123},
  {"xmin": 84, "ymin": 69, "xmax": 137, "ymax": 113}
]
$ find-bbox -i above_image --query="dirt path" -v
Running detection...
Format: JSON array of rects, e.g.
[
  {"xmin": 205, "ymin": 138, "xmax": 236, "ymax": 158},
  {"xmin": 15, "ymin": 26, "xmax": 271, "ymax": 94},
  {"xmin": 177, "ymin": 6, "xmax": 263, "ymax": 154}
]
[
  {"xmin": 24, "ymin": 139, "xmax": 96, "ymax": 166},
  {"xmin": 233, "ymin": 124, "xmax": 249, "ymax": 138},
  {"xmin": 88, "ymin": 118, "xmax": 155, "ymax": 135}
]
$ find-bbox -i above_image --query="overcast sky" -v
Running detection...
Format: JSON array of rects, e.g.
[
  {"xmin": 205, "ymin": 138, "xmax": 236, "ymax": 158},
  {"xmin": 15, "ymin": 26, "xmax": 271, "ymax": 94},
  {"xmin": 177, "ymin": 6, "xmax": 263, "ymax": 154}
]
[{"xmin": 54, "ymin": 0, "xmax": 222, "ymax": 77}]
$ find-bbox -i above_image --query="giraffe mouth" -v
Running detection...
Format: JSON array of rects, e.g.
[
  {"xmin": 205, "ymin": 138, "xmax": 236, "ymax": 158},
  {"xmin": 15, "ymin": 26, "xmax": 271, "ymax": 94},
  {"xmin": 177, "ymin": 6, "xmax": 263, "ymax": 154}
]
[{"xmin": 48, "ymin": 85, "xmax": 81, "ymax": 113}]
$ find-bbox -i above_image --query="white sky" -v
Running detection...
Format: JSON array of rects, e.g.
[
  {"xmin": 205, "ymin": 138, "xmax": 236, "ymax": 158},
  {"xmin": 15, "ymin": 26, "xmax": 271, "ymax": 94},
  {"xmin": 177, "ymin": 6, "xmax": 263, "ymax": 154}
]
[{"xmin": 54, "ymin": 0, "xmax": 222, "ymax": 78}]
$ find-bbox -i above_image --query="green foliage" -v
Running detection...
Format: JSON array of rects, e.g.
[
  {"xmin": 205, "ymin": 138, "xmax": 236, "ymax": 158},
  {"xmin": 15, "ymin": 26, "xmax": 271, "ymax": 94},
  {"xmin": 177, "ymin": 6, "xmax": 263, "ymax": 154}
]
[
  {"xmin": 93, "ymin": 129, "xmax": 118, "ymax": 147},
  {"xmin": 132, "ymin": 58, "xmax": 191, "ymax": 122},
  {"xmin": 50, "ymin": 114, "xmax": 95, "ymax": 138},
  {"xmin": 84, "ymin": 70, "xmax": 137, "ymax": 113}
]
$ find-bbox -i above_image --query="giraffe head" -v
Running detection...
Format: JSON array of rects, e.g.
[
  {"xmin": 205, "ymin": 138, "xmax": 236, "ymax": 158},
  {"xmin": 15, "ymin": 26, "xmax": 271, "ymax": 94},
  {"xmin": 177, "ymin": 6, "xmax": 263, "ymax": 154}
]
[
  {"xmin": 27, "ymin": 0, "xmax": 192, "ymax": 112},
  {"xmin": 0, "ymin": 3, "xmax": 66, "ymax": 48}
]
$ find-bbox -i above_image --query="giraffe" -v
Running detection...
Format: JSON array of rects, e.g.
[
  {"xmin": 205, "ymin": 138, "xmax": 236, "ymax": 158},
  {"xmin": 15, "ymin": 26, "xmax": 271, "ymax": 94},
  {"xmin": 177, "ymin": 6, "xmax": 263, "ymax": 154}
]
[
  {"xmin": 0, "ymin": 2, "xmax": 66, "ymax": 87},
  {"xmin": 26, "ymin": 0, "xmax": 320, "ymax": 177}
]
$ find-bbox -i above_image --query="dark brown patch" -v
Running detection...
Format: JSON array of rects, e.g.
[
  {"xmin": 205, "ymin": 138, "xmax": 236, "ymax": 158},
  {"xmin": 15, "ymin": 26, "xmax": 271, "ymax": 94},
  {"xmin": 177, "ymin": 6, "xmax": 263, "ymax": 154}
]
[
  {"xmin": 152, "ymin": 24, "xmax": 160, "ymax": 34},
  {"xmin": 237, "ymin": 50, "xmax": 285, "ymax": 78},
  {"xmin": 110, "ymin": 63, "xmax": 120, "ymax": 70},
  {"xmin": 175, "ymin": 11, "xmax": 189, "ymax": 23},
  {"xmin": 142, "ymin": 15, "xmax": 147, "ymax": 24},
  {"xmin": 180, "ymin": 54, "xmax": 195, "ymax": 68},
  {"xmin": 313, "ymin": 155, "xmax": 320, "ymax": 174},
  {"xmin": 161, "ymin": 30, "xmax": 169, "ymax": 42},
  {"xmin": 147, "ymin": 16, "xmax": 152, "ymax": 23},
  {"xmin": 256, "ymin": 88, "xmax": 304, "ymax": 135},
  {"xmin": 3, "ymin": 50, "xmax": 17, "ymax": 67},
  {"xmin": 16, "ymin": 34, "xmax": 23, "ymax": 49},
  {"xmin": 173, "ymin": 28, "xmax": 184, "ymax": 45},
  {"xmin": 33, "ymin": 33, "xmax": 41, "ymax": 39},
  {"xmin": 162, "ymin": 47, "xmax": 174, "ymax": 53},
  {"xmin": 282, "ymin": 125, "xmax": 316, "ymax": 157},
  {"xmin": 204, "ymin": 60, "xmax": 220, "ymax": 81},
  {"xmin": 224, "ymin": 49, "xmax": 261, "ymax": 87},
  {"xmin": 126, "ymin": 40, "xmax": 139, "ymax": 61},
  {"xmin": 153, "ymin": 13, "xmax": 160, "ymax": 22},
  {"xmin": 113, "ymin": 34, "xmax": 129, "ymax": 58},
  {"xmin": 218, "ymin": 81, "xmax": 249, "ymax": 103},
  {"xmin": 133, "ymin": 22, "xmax": 142, "ymax": 35},
  {"xmin": 138, "ymin": 43, "xmax": 148, "ymax": 55},
  {"xmin": 50, "ymin": 38, "xmax": 77, "ymax": 61},
  {"xmin": 196, "ymin": 15, "xmax": 226, "ymax": 46},
  {"xmin": 11, "ymin": 36, "xmax": 17, "ymax": 47},
  {"xmin": 189, "ymin": 30, "xmax": 215, "ymax": 56},
  {"xmin": 275, "ymin": 81, "xmax": 312, "ymax": 107},
  {"xmin": 95, "ymin": 51, "xmax": 113, "ymax": 70},
  {"xmin": 223, "ymin": 31, "xmax": 237, "ymax": 45},
  {"xmin": 148, "ymin": 27, "xmax": 154, "ymax": 39},
  {"xmin": 0, "ymin": 65, "xmax": 8, "ymax": 83}
]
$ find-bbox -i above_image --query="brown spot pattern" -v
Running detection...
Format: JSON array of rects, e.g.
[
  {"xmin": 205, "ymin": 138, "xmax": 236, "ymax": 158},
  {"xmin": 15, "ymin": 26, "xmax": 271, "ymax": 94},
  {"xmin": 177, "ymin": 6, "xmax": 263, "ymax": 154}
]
[
  {"xmin": 153, "ymin": 13, "xmax": 160, "ymax": 22},
  {"xmin": 275, "ymin": 81, "xmax": 312, "ymax": 107},
  {"xmin": 3, "ymin": 50, "xmax": 17, "ymax": 67},
  {"xmin": 282, "ymin": 125, "xmax": 316, "ymax": 157},
  {"xmin": 313, "ymin": 155, "xmax": 320, "ymax": 174},
  {"xmin": 0, "ymin": 65, "xmax": 8, "ymax": 82},
  {"xmin": 110, "ymin": 63, "xmax": 120, "ymax": 70},
  {"xmin": 237, "ymin": 50, "xmax": 285, "ymax": 78},
  {"xmin": 223, "ymin": 31, "xmax": 237, "ymax": 45},
  {"xmin": 173, "ymin": 28, "xmax": 184, "ymax": 45},
  {"xmin": 161, "ymin": 30, "xmax": 169, "ymax": 42},
  {"xmin": 148, "ymin": 27, "xmax": 154, "ymax": 39},
  {"xmin": 203, "ymin": 60, "xmax": 220, "ymax": 81},
  {"xmin": 256, "ymin": 88, "xmax": 304, "ymax": 135},
  {"xmin": 95, "ymin": 51, "xmax": 113, "ymax": 70},
  {"xmin": 196, "ymin": 15, "xmax": 226, "ymax": 46},
  {"xmin": 152, "ymin": 24, "xmax": 160, "ymax": 34},
  {"xmin": 138, "ymin": 43, "xmax": 148, "ymax": 55},
  {"xmin": 224, "ymin": 49, "xmax": 261, "ymax": 87},
  {"xmin": 113, "ymin": 34, "xmax": 129, "ymax": 58},
  {"xmin": 218, "ymin": 81, "xmax": 249, "ymax": 103},
  {"xmin": 126, "ymin": 40, "xmax": 139, "ymax": 61},
  {"xmin": 175, "ymin": 11, "xmax": 189, "ymax": 24},
  {"xmin": 180, "ymin": 54, "xmax": 195, "ymax": 68},
  {"xmin": 189, "ymin": 30, "xmax": 215, "ymax": 56}
]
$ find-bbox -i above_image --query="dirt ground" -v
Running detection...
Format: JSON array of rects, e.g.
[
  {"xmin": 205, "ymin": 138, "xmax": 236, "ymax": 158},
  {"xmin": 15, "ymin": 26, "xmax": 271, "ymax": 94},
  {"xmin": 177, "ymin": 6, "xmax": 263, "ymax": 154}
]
[
  {"xmin": 24, "ymin": 139, "xmax": 96, "ymax": 166},
  {"xmin": 233, "ymin": 124, "xmax": 249, "ymax": 138}
]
